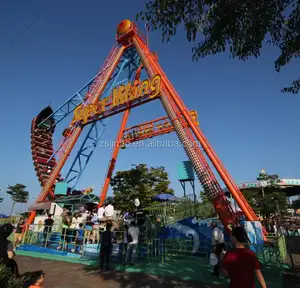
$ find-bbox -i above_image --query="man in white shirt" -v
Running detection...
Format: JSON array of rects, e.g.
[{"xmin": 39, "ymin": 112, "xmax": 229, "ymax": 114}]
[
  {"xmin": 125, "ymin": 221, "xmax": 140, "ymax": 265},
  {"xmin": 97, "ymin": 206, "xmax": 105, "ymax": 220},
  {"xmin": 211, "ymin": 222, "xmax": 225, "ymax": 276},
  {"xmin": 104, "ymin": 203, "xmax": 114, "ymax": 220}
]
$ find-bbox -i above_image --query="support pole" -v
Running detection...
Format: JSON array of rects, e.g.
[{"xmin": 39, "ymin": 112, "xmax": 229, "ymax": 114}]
[
  {"xmin": 98, "ymin": 109, "xmax": 130, "ymax": 207},
  {"xmin": 132, "ymin": 35, "xmax": 258, "ymax": 225},
  {"xmin": 98, "ymin": 63, "xmax": 143, "ymax": 207}
]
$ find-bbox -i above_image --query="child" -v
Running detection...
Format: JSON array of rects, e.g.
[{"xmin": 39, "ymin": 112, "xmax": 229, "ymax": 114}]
[
  {"xmin": 221, "ymin": 226, "xmax": 266, "ymax": 288},
  {"xmin": 71, "ymin": 223, "xmax": 84, "ymax": 253},
  {"xmin": 27, "ymin": 271, "xmax": 45, "ymax": 287}
]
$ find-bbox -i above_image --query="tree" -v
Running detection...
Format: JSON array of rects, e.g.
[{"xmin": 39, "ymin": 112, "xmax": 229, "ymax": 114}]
[
  {"xmin": 6, "ymin": 184, "xmax": 29, "ymax": 217},
  {"xmin": 110, "ymin": 164, "xmax": 174, "ymax": 213},
  {"xmin": 138, "ymin": 0, "xmax": 300, "ymax": 93},
  {"xmin": 291, "ymin": 197, "xmax": 300, "ymax": 209},
  {"xmin": 0, "ymin": 264, "xmax": 23, "ymax": 288},
  {"xmin": 242, "ymin": 172, "xmax": 287, "ymax": 218},
  {"xmin": 196, "ymin": 191, "xmax": 217, "ymax": 219},
  {"xmin": 0, "ymin": 189, "xmax": 3, "ymax": 203}
]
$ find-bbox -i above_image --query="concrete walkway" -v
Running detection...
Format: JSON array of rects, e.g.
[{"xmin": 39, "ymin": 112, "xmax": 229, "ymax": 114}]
[{"xmin": 16, "ymin": 256, "xmax": 226, "ymax": 288}]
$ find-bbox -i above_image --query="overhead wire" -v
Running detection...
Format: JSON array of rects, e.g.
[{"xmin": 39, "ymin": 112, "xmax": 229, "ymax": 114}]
[{"xmin": 9, "ymin": 12, "xmax": 45, "ymax": 47}]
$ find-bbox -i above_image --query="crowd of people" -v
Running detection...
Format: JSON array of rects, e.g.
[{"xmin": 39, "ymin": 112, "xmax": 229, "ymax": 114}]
[
  {"xmin": 0, "ymin": 205, "xmax": 274, "ymax": 288},
  {"xmin": 0, "ymin": 202, "xmax": 141, "ymax": 286},
  {"xmin": 33, "ymin": 202, "xmax": 141, "ymax": 270},
  {"xmin": 0, "ymin": 218, "xmax": 269, "ymax": 288}
]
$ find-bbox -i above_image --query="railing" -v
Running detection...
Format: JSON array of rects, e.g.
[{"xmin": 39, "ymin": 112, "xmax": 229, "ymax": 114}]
[
  {"xmin": 144, "ymin": 194, "xmax": 197, "ymax": 225},
  {"xmin": 16, "ymin": 223, "xmax": 287, "ymax": 274},
  {"xmin": 18, "ymin": 224, "xmax": 210, "ymax": 261}
]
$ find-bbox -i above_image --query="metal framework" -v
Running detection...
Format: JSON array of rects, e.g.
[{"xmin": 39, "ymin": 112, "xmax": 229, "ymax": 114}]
[
  {"xmin": 179, "ymin": 180, "xmax": 196, "ymax": 198},
  {"xmin": 28, "ymin": 19, "xmax": 264, "ymax": 236},
  {"xmin": 64, "ymin": 50, "xmax": 140, "ymax": 189},
  {"xmin": 55, "ymin": 193, "xmax": 100, "ymax": 204}
]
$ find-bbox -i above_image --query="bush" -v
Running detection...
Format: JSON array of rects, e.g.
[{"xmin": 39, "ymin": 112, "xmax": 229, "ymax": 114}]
[{"xmin": 0, "ymin": 264, "xmax": 23, "ymax": 288}]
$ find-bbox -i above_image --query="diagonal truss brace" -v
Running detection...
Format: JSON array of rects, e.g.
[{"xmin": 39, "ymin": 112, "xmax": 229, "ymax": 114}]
[
  {"xmin": 64, "ymin": 121, "xmax": 105, "ymax": 188},
  {"xmin": 64, "ymin": 52, "xmax": 139, "ymax": 189},
  {"xmin": 38, "ymin": 46, "xmax": 138, "ymax": 130}
]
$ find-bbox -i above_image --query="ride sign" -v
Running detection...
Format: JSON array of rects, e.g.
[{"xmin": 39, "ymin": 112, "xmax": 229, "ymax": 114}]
[{"xmin": 72, "ymin": 74, "xmax": 162, "ymax": 124}]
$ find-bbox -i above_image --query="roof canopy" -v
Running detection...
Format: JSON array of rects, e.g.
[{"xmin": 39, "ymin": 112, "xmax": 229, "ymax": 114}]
[
  {"xmin": 224, "ymin": 179, "xmax": 300, "ymax": 198},
  {"xmin": 55, "ymin": 193, "xmax": 99, "ymax": 204}
]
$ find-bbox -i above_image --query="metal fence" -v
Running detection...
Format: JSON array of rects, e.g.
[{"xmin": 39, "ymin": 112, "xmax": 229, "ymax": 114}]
[
  {"xmin": 17, "ymin": 223, "xmax": 286, "ymax": 272},
  {"xmin": 144, "ymin": 194, "xmax": 197, "ymax": 226},
  {"xmin": 19, "ymin": 224, "xmax": 210, "ymax": 262}
]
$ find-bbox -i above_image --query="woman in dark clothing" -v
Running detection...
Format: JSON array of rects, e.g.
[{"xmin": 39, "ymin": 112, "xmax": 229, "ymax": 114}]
[{"xmin": 0, "ymin": 224, "xmax": 19, "ymax": 276}]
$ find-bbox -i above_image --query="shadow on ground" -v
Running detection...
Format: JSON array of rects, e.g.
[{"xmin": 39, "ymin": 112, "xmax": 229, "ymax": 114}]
[
  {"xmin": 84, "ymin": 265, "xmax": 225, "ymax": 288},
  {"xmin": 16, "ymin": 255, "xmax": 289, "ymax": 288},
  {"xmin": 16, "ymin": 255, "xmax": 226, "ymax": 288},
  {"xmin": 83, "ymin": 257, "xmax": 229, "ymax": 286}
]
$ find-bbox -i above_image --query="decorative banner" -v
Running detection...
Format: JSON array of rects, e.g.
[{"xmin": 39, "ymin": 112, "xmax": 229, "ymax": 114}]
[
  {"xmin": 72, "ymin": 74, "xmax": 162, "ymax": 124},
  {"xmin": 234, "ymin": 179, "xmax": 300, "ymax": 190}
]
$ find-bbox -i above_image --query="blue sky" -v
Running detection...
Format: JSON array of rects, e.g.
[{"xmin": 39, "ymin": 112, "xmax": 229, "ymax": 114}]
[{"xmin": 0, "ymin": 1, "xmax": 299, "ymax": 214}]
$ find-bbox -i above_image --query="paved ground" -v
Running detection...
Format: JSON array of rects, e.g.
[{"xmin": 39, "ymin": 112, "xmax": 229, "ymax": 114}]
[
  {"xmin": 16, "ymin": 255, "xmax": 300, "ymax": 288},
  {"xmin": 16, "ymin": 256, "xmax": 226, "ymax": 288}
]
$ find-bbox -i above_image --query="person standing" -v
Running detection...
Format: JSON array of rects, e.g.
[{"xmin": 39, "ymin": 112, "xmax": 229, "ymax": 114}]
[
  {"xmin": 97, "ymin": 205, "xmax": 105, "ymax": 221},
  {"xmin": 104, "ymin": 202, "xmax": 114, "ymax": 220},
  {"xmin": 0, "ymin": 224, "xmax": 19, "ymax": 276},
  {"xmin": 57, "ymin": 212, "xmax": 72, "ymax": 250},
  {"xmin": 43, "ymin": 214, "xmax": 54, "ymax": 245},
  {"xmin": 222, "ymin": 226, "xmax": 267, "ymax": 288},
  {"xmin": 99, "ymin": 222, "xmax": 114, "ymax": 271},
  {"xmin": 61, "ymin": 208, "xmax": 69, "ymax": 217},
  {"xmin": 70, "ymin": 212, "xmax": 81, "ymax": 243},
  {"xmin": 91, "ymin": 212, "xmax": 100, "ymax": 244},
  {"xmin": 71, "ymin": 223, "xmax": 85, "ymax": 253},
  {"xmin": 14, "ymin": 218, "xmax": 25, "ymax": 248},
  {"xmin": 125, "ymin": 221, "xmax": 139, "ymax": 266},
  {"xmin": 121, "ymin": 225, "xmax": 130, "ymax": 264},
  {"xmin": 84, "ymin": 215, "xmax": 93, "ymax": 243},
  {"xmin": 211, "ymin": 221, "xmax": 225, "ymax": 276}
]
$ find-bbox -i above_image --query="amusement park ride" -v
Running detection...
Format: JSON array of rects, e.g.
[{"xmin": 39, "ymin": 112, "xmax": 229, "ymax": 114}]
[{"xmin": 29, "ymin": 20, "xmax": 264, "ymax": 235}]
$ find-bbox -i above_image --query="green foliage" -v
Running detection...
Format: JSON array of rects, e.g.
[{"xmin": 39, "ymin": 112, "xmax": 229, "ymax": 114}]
[
  {"xmin": 138, "ymin": 0, "xmax": 300, "ymax": 93},
  {"xmin": 110, "ymin": 164, "xmax": 174, "ymax": 213},
  {"xmin": 6, "ymin": 183, "xmax": 29, "ymax": 216},
  {"xmin": 291, "ymin": 197, "xmax": 300, "ymax": 209},
  {"xmin": 6, "ymin": 184, "xmax": 29, "ymax": 203},
  {"xmin": 196, "ymin": 191, "xmax": 217, "ymax": 219},
  {"xmin": 0, "ymin": 188, "xmax": 3, "ymax": 203},
  {"xmin": 243, "ymin": 172, "xmax": 287, "ymax": 217},
  {"xmin": 0, "ymin": 264, "xmax": 23, "ymax": 288}
]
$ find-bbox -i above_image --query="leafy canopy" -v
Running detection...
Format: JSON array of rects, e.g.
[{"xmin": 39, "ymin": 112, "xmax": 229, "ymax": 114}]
[
  {"xmin": 242, "ymin": 172, "xmax": 287, "ymax": 217},
  {"xmin": 0, "ymin": 264, "xmax": 23, "ymax": 288},
  {"xmin": 196, "ymin": 191, "xmax": 217, "ymax": 219},
  {"xmin": 291, "ymin": 197, "xmax": 300, "ymax": 209},
  {"xmin": 110, "ymin": 164, "xmax": 174, "ymax": 213},
  {"xmin": 138, "ymin": 0, "xmax": 300, "ymax": 93},
  {"xmin": 6, "ymin": 183, "xmax": 29, "ymax": 203},
  {"xmin": 0, "ymin": 189, "xmax": 3, "ymax": 203}
]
